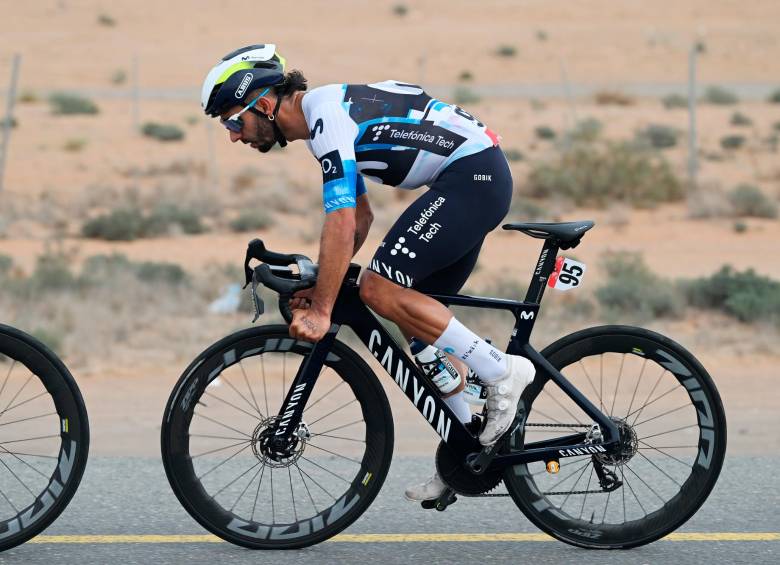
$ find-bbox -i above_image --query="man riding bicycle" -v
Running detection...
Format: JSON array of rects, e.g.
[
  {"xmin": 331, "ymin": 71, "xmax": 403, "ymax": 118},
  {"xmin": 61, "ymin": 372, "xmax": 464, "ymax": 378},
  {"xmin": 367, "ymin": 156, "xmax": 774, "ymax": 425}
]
[{"xmin": 201, "ymin": 44, "xmax": 535, "ymax": 503}]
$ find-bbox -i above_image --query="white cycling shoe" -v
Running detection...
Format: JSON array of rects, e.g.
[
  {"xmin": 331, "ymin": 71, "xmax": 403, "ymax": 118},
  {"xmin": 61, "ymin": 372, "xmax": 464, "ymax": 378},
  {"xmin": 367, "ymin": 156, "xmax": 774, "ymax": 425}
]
[
  {"xmin": 404, "ymin": 472, "xmax": 447, "ymax": 502},
  {"xmin": 478, "ymin": 355, "xmax": 535, "ymax": 446}
]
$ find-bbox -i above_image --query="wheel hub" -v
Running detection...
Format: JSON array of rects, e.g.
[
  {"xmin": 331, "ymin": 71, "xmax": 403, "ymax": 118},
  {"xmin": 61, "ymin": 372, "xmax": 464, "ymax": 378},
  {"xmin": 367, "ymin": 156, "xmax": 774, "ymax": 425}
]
[
  {"xmin": 251, "ymin": 417, "xmax": 308, "ymax": 468},
  {"xmin": 594, "ymin": 417, "xmax": 638, "ymax": 466}
]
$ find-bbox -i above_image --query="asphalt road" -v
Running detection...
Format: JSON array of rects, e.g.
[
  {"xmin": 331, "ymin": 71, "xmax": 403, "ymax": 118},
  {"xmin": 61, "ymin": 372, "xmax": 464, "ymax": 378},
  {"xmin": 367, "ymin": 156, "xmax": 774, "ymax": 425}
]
[{"xmin": 1, "ymin": 456, "xmax": 778, "ymax": 565}]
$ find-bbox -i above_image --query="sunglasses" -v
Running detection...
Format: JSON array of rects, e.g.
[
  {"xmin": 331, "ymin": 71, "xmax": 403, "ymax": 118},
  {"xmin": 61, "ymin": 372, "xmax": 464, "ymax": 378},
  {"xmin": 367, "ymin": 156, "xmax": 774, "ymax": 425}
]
[{"xmin": 220, "ymin": 87, "xmax": 270, "ymax": 133}]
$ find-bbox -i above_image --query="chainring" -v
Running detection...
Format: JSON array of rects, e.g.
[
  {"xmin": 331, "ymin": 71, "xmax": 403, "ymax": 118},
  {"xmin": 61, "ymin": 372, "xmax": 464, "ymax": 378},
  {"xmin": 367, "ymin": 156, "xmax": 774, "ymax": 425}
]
[{"xmin": 435, "ymin": 441, "xmax": 503, "ymax": 496}]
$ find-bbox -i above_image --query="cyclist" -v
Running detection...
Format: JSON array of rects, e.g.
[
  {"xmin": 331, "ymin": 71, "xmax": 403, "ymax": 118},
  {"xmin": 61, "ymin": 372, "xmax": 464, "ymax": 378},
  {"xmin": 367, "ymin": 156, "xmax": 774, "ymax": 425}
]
[{"xmin": 201, "ymin": 44, "xmax": 535, "ymax": 502}]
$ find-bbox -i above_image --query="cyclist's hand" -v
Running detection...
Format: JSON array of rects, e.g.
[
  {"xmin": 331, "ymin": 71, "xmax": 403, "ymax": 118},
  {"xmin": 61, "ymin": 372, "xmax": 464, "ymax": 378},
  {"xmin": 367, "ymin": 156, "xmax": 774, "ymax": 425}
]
[
  {"xmin": 289, "ymin": 288, "xmax": 315, "ymax": 311},
  {"xmin": 289, "ymin": 308, "xmax": 330, "ymax": 342}
]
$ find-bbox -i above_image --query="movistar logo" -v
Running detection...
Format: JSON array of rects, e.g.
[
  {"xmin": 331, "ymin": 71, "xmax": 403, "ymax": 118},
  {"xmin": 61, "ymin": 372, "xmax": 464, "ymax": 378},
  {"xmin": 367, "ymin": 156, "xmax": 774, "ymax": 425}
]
[{"xmin": 235, "ymin": 73, "xmax": 253, "ymax": 98}]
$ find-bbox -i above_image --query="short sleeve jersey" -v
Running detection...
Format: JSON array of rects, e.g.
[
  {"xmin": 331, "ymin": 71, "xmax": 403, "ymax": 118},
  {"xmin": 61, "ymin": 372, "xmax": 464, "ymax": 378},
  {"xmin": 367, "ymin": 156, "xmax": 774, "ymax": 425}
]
[{"xmin": 302, "ymin": 81, "xmax": 500, "ymax": 213}]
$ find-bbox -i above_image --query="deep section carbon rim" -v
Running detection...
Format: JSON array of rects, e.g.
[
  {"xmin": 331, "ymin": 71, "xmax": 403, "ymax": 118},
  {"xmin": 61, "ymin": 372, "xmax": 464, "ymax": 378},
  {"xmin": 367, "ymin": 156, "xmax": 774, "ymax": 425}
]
[
  {"xmin": 504, "ymin": 326, "xmax": 726, "ymax": 549},
  {"xmin": 0, "ymin": 325, "xmax": 89, "ymax": 551},
  {"xmin": 162, "ymin": 327, "xmax": 393, "ymax": 549}
]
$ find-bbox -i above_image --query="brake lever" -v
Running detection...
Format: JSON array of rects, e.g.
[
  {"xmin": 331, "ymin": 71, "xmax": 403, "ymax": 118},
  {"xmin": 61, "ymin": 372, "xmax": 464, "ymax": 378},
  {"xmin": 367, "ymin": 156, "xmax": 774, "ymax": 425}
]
[{"xmin": 249, "ymin": 270, "xmax": 265, "ymax": 323}]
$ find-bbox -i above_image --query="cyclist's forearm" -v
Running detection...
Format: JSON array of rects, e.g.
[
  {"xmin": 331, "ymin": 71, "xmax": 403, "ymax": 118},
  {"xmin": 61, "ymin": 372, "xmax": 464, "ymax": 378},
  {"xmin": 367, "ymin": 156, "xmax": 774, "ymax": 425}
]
[
  {"xmin": 352, "ymin": 195, "xmax": 373, "ymax": 257},
  {"xmin": 312, "ymin": 208, "xmax": 356, "ymax": 316}
]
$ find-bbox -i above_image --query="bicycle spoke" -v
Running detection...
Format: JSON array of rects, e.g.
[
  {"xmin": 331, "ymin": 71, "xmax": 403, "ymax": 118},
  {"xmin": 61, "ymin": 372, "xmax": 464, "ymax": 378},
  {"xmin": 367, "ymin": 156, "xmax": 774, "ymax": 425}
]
[
  {"xmin": 630, "ymin": 365, "xmax": 668, "ymax": 426},
  {"xmin": 634, "ymin": 403, "xmax": 691, "ymax": 427},
  {"xmin": 309, "ymin": 433, "xmax": 365, "ymax": 443},
  {"xmin": 304, "ymin": 378, "xmax": 345, "ymax": 414},
  {"xmin": 546, "ymin": 459, "xmax": 592, "ymax": 492},
  {"xmin": 299, "ymin": 455, "xmax": 352, "ymax": 484},
  {"xmin": 578, "ymin": 467, "xmax": 595, "ymax": 520},
  {"xmin": 624, "ymin": 358, "xmax": 647, "ymax": 420},
  {"xmin": 230, "ymin": 462, "xmax": 265, "ymax": 513},
  {"xmin": 624, "ymin": 384, "xmax": 680, "ymax": 421},
  {"xmin": 0, "ymin": 434, "xmax": 60, "ymax": 445},
  {"xmin": 0, "ymin": 373, "xmax": 34, "ymax": 417},
  {"xmin": 639, "ymin": 423, "xmax": 699, "ymax": 442},
  {"xmin": 297, "ymin": 464, "xmax": 319, "ymax": 514},
  {"xmin": 0, "ymin": 456, "xmax": 37, "ymax": 497},
  {"xmin": 637, "ymin": 440, "xmax": 694, "ymax": 468},
  {"xmin": 621, "ymin": 466, "xmax": 647, "ymax": 517},
  {"xmin": 288, "ymin": 467, "xmax": 298, "ymax": 523},
  {"xmin": 270, "ymin": 468, "xmax": 275, "ymax": 524},
  {"xmin": 213, "ymin": 460, "xmax": 263, "ymax": 500},
  {"xmin": 260, "ymin": 356, "xmax": 270, "ymax": 421},
  {"xmin": 624, "ymin": 462, "xmax": 667, "ymax": 504},
  {"xmin": 216, "ymin": 372, "xmax": 264, "ymax": 420},
  {"xmin": 204, "ymin": 391, "xmax": 261, "ymax": 421},
  {"xmin": 0, "ymin": 411, "xmax": 57, "ymax": 428},
  {"xmin": 560, "ymin": 462, "xmax": 590, "ymax": 508},
  {"xmin": 0, "ymin": 451, "xmax": 57, "ymax": 460},
  {"xmin": 191, "ymin": 440, "xmax": 250, "ymax": 460},
  {"xmin": 578, "ymin": 360, "xmax": 603, "ymax": 412},
  {"xmin": 307, "ymin": 399, "xmax": 358, "ymax": 427},
  {"xmin": 251, "ymin": 462, "xmax": 267, "ymax": 522},
  {"xmin": 601, "ymin": 489, "xmax": 612, "ymax": 524},
  {"xmin": 636, "ymin": 450, "xmax": 683, "ymax": 487},
  {"xmin": 541, "ymin": 388, "xmax": 585, "ymax": 426},
  {"xmin": 193, "ymin": 411, "xmax": 252, "ymax": 439},
  {"xmin": 190, "ymin": 434, "xmax": 250, "ymax": 441},
  {"xmin": 0, "ymin": 485, "xmax": 18, "ymax": 514},
  {"xmin": 305, "ymin": 442, "xmax": 362, "ymax": 465},
  {"xmin": 281, "ymin": 353, "xmax": 286, "ymax": 407},
  {"xmin": 197, "ymin": 443, "xmax": 251, "ymax": 481},
  {"xmin": 315, "ymin": 419, "xmax": 364, "ymax": 436},
  {"xmin": 238, "ymin": 361, "xmax": 262, "ymax": 418},
  {"xmin": 609, "ymin": 354, "xmax": 626, "ymax": 416},
  {"xmin": 295, "ymin": 462, "xmax": 336, "ymax": 500},
  {"xmin": 0, "ymin": 445, "xmax": 50, "ymax": 480},
  {"xmin": 0, "ymin": 360, "xmax": 15, "ymax": 401},
  {"xmin": 0, "ymin": 391, "xmax": 50, "ymax": 418}
]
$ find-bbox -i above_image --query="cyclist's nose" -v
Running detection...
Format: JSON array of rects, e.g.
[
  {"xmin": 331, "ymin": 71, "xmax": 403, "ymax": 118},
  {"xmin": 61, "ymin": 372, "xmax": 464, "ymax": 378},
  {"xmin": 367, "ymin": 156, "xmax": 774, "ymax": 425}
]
[{"xmin": 229, "ymin": 130, "xmax": 242, "ymax": 143}]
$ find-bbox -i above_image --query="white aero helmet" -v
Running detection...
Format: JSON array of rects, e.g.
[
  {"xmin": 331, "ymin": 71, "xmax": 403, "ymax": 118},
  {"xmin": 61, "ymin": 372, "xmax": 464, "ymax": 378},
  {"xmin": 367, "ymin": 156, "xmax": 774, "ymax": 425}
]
[{"xmin": 201, "ymin": 44, "xmax": 286, "ymax": 117}]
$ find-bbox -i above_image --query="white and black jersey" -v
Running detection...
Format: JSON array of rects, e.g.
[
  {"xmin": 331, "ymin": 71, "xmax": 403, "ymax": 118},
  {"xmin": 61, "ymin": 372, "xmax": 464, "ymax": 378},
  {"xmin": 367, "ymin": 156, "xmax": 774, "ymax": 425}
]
[{"xmin": 302, "ymin": 80, "xmax": 501, "ymax": 213}]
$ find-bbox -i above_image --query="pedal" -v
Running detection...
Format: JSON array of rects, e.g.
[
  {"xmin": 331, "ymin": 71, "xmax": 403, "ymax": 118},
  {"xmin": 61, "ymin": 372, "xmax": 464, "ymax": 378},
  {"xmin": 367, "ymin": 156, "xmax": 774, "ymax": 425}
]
[
  {"xmin": 420, "ymin": 488, "xmax": 457, "ymax": 511},
  {"xmin": 466, "ymin": 401, "xmax": 527, "ymax": 475}
]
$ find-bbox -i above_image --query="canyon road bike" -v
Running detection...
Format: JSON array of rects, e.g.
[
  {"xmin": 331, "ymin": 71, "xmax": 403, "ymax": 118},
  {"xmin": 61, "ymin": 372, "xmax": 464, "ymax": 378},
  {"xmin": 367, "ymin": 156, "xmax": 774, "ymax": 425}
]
[
  {"xmin": 0, "ymin": 324, "xmax": 89, "ymax": 551},
  {"xmin": 161, "ymin": 220, "xmax": 726, "ymax": 550}
]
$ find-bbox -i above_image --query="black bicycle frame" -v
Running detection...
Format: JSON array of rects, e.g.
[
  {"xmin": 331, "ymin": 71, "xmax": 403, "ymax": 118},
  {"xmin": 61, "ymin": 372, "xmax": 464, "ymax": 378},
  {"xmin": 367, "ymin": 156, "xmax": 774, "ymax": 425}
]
[{"xmin": 270, "ymin": 240, "xmax": 621, "ymax": 471}]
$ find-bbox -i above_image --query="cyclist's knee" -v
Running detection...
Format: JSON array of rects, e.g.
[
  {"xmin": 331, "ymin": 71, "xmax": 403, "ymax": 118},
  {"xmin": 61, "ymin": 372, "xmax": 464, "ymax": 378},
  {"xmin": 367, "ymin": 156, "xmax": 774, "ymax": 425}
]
[{"xmin": 360, "ymin": 270, "xmax": 400, "ymax": 314}]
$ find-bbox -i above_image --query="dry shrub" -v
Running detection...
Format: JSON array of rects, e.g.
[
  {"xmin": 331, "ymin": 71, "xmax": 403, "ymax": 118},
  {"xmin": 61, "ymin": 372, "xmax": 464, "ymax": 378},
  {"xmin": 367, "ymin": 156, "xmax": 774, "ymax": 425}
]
[{"xmin": 594, "ymin": 90, "xmax": 635, "ymax": 106}]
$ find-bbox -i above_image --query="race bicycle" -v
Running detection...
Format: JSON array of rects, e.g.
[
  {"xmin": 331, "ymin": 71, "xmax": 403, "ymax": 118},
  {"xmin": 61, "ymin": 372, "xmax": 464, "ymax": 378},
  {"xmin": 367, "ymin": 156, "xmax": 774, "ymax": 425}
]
[
  {"xmin": 0, "ymin": 324, "xmax": 90, "ymax": 551},
  {"xmin": 161, "ymin": 220, "xmax": 726, "ymax": 549}
]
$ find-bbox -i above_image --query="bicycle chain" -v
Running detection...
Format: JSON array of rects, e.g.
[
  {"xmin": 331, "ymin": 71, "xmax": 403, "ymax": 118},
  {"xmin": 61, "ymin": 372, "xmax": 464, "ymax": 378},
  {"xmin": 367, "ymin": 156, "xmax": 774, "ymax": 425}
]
[{"xmin": 527, "ymin": 422, "xmax": 608, "ymax": 496}]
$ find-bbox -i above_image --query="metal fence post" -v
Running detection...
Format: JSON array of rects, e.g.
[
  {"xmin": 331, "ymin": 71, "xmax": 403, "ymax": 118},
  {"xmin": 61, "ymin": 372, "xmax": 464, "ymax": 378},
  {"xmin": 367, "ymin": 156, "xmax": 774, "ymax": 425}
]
[
  {"xmin": 0, "ymin": 53, "xmax": 21, "ymax": 194},
  {"xmin": 687, "ymin": 44, "xmax": 699, "ymax": 190}
]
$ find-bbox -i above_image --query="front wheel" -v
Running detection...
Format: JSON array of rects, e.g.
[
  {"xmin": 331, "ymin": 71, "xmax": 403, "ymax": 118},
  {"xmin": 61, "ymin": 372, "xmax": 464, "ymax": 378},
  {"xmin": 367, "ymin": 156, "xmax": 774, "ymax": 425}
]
[
  {"xmin": 0, "ymin": 324, "xmax": 90, "ymax": 551},
  {"xmin": 503, "ymin": 325, "xmax": 726, "ymax": 549},
  {"xmin": 161, "ymin": 325, "xmax": 394, "ymax": 549}
]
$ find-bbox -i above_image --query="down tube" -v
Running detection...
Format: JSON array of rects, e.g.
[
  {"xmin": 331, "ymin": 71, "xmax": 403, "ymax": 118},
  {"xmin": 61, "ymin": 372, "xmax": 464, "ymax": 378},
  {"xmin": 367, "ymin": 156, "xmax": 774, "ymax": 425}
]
[{"xmin": 344, "ymin": 304, "xmax": 480, "ymax": 453}]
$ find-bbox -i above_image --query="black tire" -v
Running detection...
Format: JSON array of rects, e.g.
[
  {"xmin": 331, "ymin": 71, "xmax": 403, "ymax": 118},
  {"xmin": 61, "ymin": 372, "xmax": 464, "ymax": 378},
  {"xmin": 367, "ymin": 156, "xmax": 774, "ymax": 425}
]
[
  {"xmin": 503, "ymin": 325, "xmax": 726, "ymax": 549},
  {"xmin": 0, "ymin": 324, "xmax": 90, "ymax": 551},
  {"xmin": 161, "ymin": 325, "xmax": 394, "ymax": 549}
]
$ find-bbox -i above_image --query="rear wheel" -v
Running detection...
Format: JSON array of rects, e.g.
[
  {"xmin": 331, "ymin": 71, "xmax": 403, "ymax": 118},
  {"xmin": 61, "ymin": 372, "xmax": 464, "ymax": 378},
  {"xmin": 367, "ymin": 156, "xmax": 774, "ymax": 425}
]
[
  {"xmin": 161, "ymin": 325, "xmax": 394, "ymax": 549},
  {"xmin": 503, "ymin": 326, "xmax": 726, "ymax": 549},
  {"xmin": 0, "ymin": 324, "xmax": 90, "ymax": 551}
]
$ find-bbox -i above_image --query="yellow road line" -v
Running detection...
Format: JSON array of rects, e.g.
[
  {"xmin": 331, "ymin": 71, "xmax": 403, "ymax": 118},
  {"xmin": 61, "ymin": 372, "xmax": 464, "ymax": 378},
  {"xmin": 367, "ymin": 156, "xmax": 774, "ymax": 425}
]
[{"xmin": 28, "ymin": 532, "xmax": 780, "ymax": 544}]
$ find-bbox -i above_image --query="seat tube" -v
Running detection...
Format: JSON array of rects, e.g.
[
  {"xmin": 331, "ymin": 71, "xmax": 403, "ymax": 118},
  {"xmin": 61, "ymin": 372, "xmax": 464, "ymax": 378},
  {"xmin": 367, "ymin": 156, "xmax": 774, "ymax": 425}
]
[{"xmin": 524, "ymin": 240, "xmax": 560, "ymax": 304}]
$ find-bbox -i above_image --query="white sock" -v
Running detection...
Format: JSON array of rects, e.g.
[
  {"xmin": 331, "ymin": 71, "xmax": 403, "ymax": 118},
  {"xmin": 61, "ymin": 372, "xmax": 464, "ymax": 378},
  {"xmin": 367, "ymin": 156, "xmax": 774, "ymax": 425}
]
[
  {"xmin": 443, "ymin": 392, "xmax": 472, "ymax": 423},
  {"xmin": 434, "ymin": 317, "xmax": 508, "ymax": 382}
]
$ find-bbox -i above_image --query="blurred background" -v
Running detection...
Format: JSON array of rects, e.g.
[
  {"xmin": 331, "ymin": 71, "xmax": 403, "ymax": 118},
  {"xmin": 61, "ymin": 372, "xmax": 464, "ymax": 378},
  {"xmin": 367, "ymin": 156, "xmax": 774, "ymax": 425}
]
[{"xmin": 0, "ymin": 0, "xmax": 778, "ymax": 457}]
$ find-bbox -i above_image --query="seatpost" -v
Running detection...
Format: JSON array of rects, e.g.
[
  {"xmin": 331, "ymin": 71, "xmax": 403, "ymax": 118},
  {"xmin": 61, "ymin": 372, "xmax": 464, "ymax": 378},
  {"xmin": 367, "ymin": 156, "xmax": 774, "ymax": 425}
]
[{"xmin": 524, "ymin": 239, "xmax": 560, "ymax": 305}]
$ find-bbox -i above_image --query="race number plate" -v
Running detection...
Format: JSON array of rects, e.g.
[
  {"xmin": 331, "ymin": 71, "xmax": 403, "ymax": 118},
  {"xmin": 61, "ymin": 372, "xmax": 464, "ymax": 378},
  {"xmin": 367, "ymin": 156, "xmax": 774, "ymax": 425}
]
[{"xmin": 548, "ymin": 257, "xmax": 586, "ymax": 291}]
